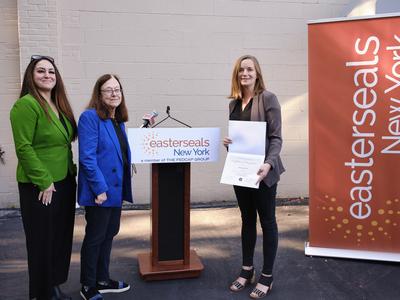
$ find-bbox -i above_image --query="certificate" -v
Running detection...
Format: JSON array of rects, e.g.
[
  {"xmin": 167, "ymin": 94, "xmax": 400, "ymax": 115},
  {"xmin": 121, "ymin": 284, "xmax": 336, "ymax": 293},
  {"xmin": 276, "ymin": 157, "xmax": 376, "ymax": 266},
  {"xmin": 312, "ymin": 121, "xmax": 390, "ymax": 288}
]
[{"xmin": 220, "ymin": 121, "xmax": 266, "ymax": 189}]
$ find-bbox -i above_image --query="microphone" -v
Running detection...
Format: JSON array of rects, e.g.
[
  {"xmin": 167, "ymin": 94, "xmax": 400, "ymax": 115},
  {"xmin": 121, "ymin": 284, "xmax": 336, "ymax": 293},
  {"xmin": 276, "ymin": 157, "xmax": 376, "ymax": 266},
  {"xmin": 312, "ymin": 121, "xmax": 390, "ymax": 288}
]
[{"xmin": 140, "ymin": 111, "xmax": 158, "ymax": 128}]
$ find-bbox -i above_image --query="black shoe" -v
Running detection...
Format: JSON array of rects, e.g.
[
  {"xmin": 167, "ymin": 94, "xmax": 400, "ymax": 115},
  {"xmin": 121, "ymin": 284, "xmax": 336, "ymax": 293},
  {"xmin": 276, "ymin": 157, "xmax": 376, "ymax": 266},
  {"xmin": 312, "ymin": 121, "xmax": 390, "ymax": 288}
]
[
  {"xmin": 52, "ymin": 286, "xmax": 72, "ymax": 300},
  {"xmin": 250, "ymin": 274, "xmax": 273, "ymax": 299},
  {"xmin": 96, "ymin": 279, "xmax": 130, "ymax": 294},
  {"xmin": 80, "ymin": 286, "xmax": 103, "ymax": 300},
  {"xmin": 230, "ymin": 267, "xmax": 255, "ymax": 292}
]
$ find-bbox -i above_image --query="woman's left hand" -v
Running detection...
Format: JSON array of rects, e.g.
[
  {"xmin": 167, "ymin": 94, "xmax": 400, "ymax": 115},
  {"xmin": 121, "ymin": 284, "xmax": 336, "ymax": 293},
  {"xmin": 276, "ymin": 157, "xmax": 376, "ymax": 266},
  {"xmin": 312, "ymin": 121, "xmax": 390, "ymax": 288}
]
[
  {"xmin": 256, "ymin": 163, "xmax": 271, "ymax": 184},
  {"xmin": 95, "ymin": 192, "xmax": 107, "ymax": 205},
  {"xmin": 38, "ymin": 183, "xmax": 56, "ymax": 206}
]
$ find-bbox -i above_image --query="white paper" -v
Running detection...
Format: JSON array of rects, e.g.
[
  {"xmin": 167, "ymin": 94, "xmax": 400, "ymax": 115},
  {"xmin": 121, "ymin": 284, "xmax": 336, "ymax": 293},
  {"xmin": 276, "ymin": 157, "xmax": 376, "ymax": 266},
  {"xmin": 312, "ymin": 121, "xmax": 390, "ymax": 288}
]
[
  {"xmin": 228, "ymin": 121, "xmax": 266, "ymax": 155},
  {"xmin": 220, "ymin": 153, "xmax": 265, "ymax": 188},
  {"xmin": 220, "ymin": 121, "xmax": 266, "ymax": 189}
]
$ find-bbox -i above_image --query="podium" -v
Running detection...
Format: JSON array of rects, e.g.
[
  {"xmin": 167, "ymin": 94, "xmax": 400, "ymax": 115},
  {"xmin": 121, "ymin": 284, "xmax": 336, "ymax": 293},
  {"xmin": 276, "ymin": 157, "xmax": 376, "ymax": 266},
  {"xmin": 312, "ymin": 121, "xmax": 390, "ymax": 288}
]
[
  {"xmin": 128, "ymin": 125, "xmax": 220, "ymax": 280},
  {"xmin": 137, "ymin": 162, "xmax": 204, "ymax": 280}
]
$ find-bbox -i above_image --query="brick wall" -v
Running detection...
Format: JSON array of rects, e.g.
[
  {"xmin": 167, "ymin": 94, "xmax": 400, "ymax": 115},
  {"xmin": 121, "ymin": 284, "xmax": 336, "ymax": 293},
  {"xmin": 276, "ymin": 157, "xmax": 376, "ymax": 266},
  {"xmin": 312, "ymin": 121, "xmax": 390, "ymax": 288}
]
[
  {"xmin": 0, "ymin": 0, "xmax": 20, "ymax": 207},
  {"xmin": 17, "ymin": 0, "xmax": 61, "ymax": 76}
]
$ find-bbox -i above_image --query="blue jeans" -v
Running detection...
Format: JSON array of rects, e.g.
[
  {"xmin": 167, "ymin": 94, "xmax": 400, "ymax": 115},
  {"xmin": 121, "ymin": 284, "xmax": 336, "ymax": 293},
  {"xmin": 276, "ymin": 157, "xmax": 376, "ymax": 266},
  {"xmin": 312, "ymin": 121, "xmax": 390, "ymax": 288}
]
[{"xmin": 80, "ymin": 206, "xmax": 121, "ymax": 287}]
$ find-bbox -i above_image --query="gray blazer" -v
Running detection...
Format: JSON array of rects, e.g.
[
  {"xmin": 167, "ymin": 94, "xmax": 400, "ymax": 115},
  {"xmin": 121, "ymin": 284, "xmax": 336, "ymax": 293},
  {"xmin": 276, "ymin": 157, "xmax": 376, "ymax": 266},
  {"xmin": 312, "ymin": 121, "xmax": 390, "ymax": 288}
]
[{"xmin": 229, "ymin": 90, "xmax": 285, "ymax": 187}]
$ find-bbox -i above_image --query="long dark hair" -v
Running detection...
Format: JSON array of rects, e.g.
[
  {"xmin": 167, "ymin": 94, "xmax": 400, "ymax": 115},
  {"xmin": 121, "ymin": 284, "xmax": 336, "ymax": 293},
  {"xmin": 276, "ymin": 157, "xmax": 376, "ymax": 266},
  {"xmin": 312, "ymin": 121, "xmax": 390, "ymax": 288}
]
[
  {"xmin": 20, "ymin": 57, "xmax": 77, "ymax": 140},
  {"xmin": 87, "ymin": 74, "xmax": 129, "ymax": 122}
]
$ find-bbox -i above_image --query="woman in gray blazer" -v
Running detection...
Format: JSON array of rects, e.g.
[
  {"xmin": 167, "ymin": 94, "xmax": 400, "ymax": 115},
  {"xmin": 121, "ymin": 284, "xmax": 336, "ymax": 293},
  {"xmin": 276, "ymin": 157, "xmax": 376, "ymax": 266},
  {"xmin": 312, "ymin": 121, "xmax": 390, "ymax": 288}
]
[{"xmin": 224, "ymin": 55, "xmax": 285, "ymax": 299}]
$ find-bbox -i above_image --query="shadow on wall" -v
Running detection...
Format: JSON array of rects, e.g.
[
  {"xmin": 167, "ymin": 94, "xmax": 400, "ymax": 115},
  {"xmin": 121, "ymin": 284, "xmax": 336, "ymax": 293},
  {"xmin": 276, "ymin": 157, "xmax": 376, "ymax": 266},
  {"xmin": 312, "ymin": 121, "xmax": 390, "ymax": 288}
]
[
  {"xmin": 280, "ymin": 92, "xmax": 308, "ymax": 160},
  {"xmin": 345, "ymin": 0, "xmax": 400, "ymax": 17}
]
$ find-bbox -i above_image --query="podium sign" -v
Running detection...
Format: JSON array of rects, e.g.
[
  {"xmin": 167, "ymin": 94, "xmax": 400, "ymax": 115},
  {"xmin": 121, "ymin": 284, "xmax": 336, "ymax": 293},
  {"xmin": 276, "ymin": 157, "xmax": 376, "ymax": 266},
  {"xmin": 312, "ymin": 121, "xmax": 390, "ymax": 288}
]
[
  {"xmin": 307, "ymin": 14, "xmax": 400, "ymax": 261},
  {"xmin": 128, "ymin": 127, "xmax": 220, "ymax": 163},
  {"xmin": 128, "ymin": 127, "xmax": 220, "ymax": 279}
]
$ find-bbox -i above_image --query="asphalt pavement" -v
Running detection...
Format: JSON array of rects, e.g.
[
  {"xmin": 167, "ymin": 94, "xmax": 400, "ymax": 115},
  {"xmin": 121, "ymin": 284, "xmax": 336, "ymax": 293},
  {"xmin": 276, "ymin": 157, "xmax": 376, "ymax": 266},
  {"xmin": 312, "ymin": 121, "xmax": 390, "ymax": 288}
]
[{"xmin": 0, "ymin": 205, "xmax": 399, "ymax": 300}]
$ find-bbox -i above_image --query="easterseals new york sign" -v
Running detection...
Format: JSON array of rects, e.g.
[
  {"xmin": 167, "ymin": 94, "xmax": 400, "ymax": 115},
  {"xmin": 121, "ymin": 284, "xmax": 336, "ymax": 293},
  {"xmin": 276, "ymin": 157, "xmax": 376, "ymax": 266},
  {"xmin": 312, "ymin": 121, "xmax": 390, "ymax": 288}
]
[
  {"xmin": 308, "ymin": 15, "xmax": 400, "ymax": 255},
  {"xmin": 128, "ymin": 127, "xmax": 220, "ymax": 163}
]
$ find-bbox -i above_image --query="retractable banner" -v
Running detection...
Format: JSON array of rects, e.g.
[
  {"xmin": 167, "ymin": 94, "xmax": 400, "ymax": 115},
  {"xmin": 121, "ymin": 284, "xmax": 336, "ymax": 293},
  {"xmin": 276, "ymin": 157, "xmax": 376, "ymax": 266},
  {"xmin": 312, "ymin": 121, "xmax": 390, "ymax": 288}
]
[{"xmin": 307, "ymin": 15, "xmax": 400, "ymax": 260}]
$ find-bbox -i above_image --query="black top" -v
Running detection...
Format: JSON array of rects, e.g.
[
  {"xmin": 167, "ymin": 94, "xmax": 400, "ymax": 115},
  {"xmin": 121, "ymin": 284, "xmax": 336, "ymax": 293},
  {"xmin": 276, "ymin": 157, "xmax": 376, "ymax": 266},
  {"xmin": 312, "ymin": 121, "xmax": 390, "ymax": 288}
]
[
  {"xmin": 229, "ymin": 98, "xmax": 253, "ymax": 121},
  {"xmin": 59, "ymin": 114, "xmax": 69, "ymax": 135},
  {"xmin": 111, "ymin": 119, "xmax": 129, "ymax": 169},
  {"xmin": 111, "ymin": 119, "xmax": 130, "ymax": 200}
]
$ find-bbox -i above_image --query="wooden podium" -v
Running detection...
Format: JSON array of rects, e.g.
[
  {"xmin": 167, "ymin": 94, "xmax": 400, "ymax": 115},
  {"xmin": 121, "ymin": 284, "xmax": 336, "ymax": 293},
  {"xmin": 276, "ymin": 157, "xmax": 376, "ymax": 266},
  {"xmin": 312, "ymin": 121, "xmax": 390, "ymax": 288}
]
[{"xmin": 137, "ymin": 162, "xmax": 204, "ymax": 280}]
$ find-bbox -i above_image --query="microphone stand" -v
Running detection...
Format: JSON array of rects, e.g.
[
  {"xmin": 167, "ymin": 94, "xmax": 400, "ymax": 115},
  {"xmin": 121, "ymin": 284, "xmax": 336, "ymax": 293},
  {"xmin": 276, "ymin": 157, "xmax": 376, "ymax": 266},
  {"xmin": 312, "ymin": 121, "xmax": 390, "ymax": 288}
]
[
  {"xmin": 135, "ymin": 106, "xmax": 190, "ymax": 175},
  {"xmin": 132, "ymin": 114, "xmax": 156, "ymax": 174},
  {"xmin": 152, "ymin": 106, "xmax": 192, "ymax": 128}
]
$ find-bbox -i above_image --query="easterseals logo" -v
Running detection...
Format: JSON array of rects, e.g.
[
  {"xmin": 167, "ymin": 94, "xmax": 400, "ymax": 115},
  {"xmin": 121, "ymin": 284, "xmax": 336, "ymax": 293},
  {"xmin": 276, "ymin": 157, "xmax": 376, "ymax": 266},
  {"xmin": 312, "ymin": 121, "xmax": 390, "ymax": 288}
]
[
  {"xmin": 142, "ymin": 131, "xmax": 210, "ymax": 156},
  {"xmin": 143, "ymin": 132, "xmax": 159, "ymax": 155}
]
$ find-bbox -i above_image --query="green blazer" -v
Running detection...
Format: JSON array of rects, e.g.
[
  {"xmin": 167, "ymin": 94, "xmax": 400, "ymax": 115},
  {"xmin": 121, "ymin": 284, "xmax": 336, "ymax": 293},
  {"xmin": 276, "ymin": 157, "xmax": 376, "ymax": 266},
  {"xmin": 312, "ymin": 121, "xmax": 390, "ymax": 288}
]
[{"xmin": 10, "ymin": 94, "xmax": 76, "ymax": 191}]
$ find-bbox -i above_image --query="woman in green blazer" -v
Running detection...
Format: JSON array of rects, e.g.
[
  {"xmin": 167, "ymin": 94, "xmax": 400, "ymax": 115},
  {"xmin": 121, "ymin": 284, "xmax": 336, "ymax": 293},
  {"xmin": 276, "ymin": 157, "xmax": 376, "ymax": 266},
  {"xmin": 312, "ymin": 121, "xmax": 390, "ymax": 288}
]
[{"xmin": 10, "ymin": 55, "xmax": 77, "ymax": 300}]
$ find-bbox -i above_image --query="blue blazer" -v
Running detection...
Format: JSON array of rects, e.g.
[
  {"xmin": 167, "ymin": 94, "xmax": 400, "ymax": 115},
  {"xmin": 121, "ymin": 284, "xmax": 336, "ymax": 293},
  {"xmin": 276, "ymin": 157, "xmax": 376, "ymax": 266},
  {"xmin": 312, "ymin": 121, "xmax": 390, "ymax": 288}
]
[{"xmin": 78, "ymin": 109, "xmax": 133, "ymax": 207}]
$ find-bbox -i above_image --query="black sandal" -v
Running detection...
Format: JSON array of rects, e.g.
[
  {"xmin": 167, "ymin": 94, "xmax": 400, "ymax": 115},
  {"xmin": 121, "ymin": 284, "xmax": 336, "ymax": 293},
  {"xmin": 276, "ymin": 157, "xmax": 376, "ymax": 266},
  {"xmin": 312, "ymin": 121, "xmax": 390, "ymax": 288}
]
[
  {"xmin": 229, "ymin": 267, "xmax": 255, "ymax": 292},
  {"xmin": 250, "ymin": 274, "xmax": 273, "ymax": 299}
]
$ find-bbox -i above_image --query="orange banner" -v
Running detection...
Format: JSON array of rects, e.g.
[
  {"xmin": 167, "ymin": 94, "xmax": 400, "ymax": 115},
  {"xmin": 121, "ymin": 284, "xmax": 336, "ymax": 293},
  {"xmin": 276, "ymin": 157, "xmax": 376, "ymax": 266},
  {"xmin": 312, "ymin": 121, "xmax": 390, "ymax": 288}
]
[{"xmin": 309, "ymin": 15, "xmax": 400, "ymax": 254}]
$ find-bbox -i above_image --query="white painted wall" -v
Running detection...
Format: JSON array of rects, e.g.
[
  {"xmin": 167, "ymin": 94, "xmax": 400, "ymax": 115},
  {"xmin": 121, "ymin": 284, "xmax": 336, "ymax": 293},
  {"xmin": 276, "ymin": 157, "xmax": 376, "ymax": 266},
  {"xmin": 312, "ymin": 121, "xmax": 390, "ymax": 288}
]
[{"xmin": 1, "ymin": 0, "xmax": 398, "ymax": 207}]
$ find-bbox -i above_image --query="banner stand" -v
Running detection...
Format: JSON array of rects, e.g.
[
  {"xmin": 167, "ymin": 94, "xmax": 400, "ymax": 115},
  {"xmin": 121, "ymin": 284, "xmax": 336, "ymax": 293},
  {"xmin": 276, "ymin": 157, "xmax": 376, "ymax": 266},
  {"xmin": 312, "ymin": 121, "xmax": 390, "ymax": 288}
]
[
  {"xmin": 307, "ymin": 13, "xmax": 400, "ymax": 260},
  {"xmin": 305, "ymin": 242, "xmax": 400, "ymax": 262}
]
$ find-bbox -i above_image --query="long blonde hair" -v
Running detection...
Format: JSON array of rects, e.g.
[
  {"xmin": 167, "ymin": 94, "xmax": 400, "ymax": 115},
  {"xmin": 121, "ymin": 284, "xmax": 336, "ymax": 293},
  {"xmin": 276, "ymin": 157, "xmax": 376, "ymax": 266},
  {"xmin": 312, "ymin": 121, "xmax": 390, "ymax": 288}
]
[{"xmin": 229, "ymin": 55, "xmax": 266, "ymax": 99}]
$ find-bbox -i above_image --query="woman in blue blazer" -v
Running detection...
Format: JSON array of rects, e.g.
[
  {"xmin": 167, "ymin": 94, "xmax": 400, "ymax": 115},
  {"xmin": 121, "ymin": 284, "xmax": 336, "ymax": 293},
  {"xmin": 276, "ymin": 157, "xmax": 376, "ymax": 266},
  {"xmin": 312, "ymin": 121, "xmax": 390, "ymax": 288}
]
[{"xmin": 78, "ymin": 74, "xmax": 132, "ymax": 300}]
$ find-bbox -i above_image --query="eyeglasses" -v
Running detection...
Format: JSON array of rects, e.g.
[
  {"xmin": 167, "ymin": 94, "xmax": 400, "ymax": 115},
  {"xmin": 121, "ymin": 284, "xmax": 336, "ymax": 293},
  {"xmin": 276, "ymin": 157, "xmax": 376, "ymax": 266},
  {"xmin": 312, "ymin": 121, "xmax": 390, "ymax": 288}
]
[
  {"xmin": 101, "ymin": 88, "xmax": 123, "ymax": 96},
  {"xmin": 31, "ymin": 55, "xmax": 55, "ymax": 63}
]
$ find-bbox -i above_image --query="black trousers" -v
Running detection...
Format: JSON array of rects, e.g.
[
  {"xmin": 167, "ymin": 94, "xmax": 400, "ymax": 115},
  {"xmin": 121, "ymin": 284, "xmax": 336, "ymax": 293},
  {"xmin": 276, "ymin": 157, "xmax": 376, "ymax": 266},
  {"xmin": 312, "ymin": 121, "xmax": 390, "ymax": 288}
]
[
  {"xmin": 19, "ymin": 175, "xmax": 76, "ymax": 300},
  {"xmin": 80, "ymin": 206, "xmax": 121, "ymax": 287},
  {"xmin": 234, "ymin": 182, "xmax": 278, "ymax": 275}
]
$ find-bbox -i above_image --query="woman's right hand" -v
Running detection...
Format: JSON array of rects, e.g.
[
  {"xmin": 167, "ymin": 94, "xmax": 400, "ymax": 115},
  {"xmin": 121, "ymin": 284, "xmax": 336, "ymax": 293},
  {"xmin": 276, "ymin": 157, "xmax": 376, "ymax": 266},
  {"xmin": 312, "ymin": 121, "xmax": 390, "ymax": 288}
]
[
  {"xmin": 95, "ymin": 192, "xmax": 107, "ymax": 205},
  {"xmin": 38, "ymin": 183, "xmax": 56, "ymax": 206},
  {"xmin": 223, "ymin": 137, "xmax": 232, "ymax": 147}
]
